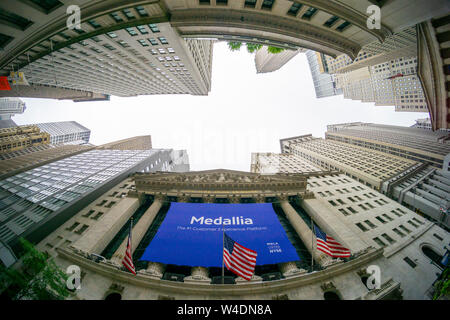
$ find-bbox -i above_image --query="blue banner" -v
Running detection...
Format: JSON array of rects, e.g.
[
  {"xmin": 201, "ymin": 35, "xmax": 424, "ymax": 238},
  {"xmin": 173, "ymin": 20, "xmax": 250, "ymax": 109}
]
[{"xmin": 139, "ymin": 202, "xmax": 300, "ymax": 267}]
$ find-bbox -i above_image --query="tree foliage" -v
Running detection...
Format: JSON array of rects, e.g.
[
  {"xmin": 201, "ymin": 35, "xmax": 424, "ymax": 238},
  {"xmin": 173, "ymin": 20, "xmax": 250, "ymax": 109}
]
[
  {"xmin": 226, "ymin": 41, "xmax": 285, "ymax": 54},
  {"xmin": 0, "ymin": 238, "xmax": 69, "ymax": 300},
  {"xmin": 267, "ymin": 46, "xmax": 285, "ymax": 54},
  {"xmin": 227, "ymin": 41, "xmax": 243, "ymax": 51},
  {"xmin": 246, "ymin": 43, "xmax": 263, "ymax": 53},
  {"xmin": 433, "ymin": 267, "xmax": 450, "ymax": 300}
]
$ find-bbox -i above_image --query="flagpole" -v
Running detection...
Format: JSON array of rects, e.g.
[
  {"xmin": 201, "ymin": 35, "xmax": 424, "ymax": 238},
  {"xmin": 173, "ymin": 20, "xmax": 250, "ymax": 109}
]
[
  {"xmin": 130, "ymin": 217, "xmax": 134, "ymax": 258},
  {"xmin": 311, "ymin": 217, "xmax": 314, "ymax": 273},
  {"xmin": 222, "ymin": 222, "xmax": 225, "ymax": 285}
]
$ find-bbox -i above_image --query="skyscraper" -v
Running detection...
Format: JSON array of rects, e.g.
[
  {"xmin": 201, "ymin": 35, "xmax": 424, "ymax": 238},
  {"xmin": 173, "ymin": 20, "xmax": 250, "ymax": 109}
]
[
  {"xmin": 280, "ymin": 135, "xmax": 418, "ymax": 191},
  {"xmin": 2, "ymin": 0, "xmax": 448, "ymax": 102},
  {"xmin": 305, "ymin": 51, "xmax": 342, "ymax": 98},
  {"xmin": 334, "ymin": 56, "xmax": 428, "ymax": 112},
  {"xmin": 272, "ymin": 127, "xmax": 450, "ymax": 229},
  {"xmin": 254, "ymin": 47, "xmax": 303, "ymax": 74},
  {"xmin": 0, "ymin": 136, "xmax": 189, "ymax": 257},
  {"xmin": 0, "ymin": 98, "xmax": 26, "ymax": 120},
  {"xmin": 325, "ymin": 122, "xmax": 450, "ymax": 168},
  {"xmin": 33, "ymin": 121, "xmax": 91, "ymax": 145},
  {"xmin": 0, "ymin": 125, "xmax": 50, "ymax": 155}
]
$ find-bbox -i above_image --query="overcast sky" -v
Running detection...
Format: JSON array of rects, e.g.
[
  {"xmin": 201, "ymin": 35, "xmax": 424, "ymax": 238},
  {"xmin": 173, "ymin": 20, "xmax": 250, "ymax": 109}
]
[{"xmin": 14, "ymin": 42, "xmax": 428, "ymax": 172}]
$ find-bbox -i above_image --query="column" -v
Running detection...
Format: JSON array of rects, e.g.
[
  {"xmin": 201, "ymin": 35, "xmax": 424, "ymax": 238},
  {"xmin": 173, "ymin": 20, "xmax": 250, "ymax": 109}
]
[
  {"xmin": 280, "ymin": 200, "xmax": 332, "ymax": 267},
  {"xmin": 184, "ymin": 266, "xmax": 211, "ymax": 283},
  {"xmin": 185, "ymin": 194, "xmax": 212, "ymax": 282},
  {"xmin": 146, "ymin": 261, "xmax": 166, "ymax": 278},
  {"xmin": 280, "ymin": 261, "xmax": 307, "ymax": 278},
  {"xmin": 111, "ymin": 196, "xmax": 163, "ymax": 265}
]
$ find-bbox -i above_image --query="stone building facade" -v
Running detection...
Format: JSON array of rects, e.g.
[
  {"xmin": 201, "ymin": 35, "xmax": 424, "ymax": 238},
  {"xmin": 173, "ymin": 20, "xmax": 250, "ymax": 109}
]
[{"xmin": 27, "ymin": 169, "xmax": 450, "ymax": 300}]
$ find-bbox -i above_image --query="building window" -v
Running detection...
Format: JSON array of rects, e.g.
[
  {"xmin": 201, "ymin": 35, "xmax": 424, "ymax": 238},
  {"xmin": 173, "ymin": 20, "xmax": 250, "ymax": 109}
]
[
  {"xmin": 323, "ymin": 16, "xmax": 339, "ymax": 28},
  {"xmin": 135, "ymin": 6, "xmax": 149, "ymax": 17},
  {"xmin": 106, "ymin": 32, "xmax": 118, "ymax": 38},
  {"xmin": 356, "ymin": 223, "xmax": 369, "ymax": 232},
  {"xmin": 0, "ymin": 32, "xmax": 14, "ymax": 50},
  {"xmin": 82, "ymin": 210, "xmax": 95, "ymax": 218},
  {"xmin": 347, "ymin": 206, "xmax": 358, "ymax": 214},
  {"xmin": 137, "ymin": 39, "xmax": 149, "ymax": 47},
  {"xmin": 66, "ymin": 222, "xmax": 80, "ymax": 231},
  {"xmin": 403, "ymin": 257, "xmax": 417, "ymax": 268},
  {"xmin": 381, "ymin": 233, "xmax": 396, "ymax": 245},
  {"xmin": 135, "ymin": 25, "xmax": 149, "ymax": 35},
  {"xmin": 122, "ymin": 9, "xmax": 135, "ymax": 20},
  {"xmin": 158, "ymin": 37, "xmax": 168, "ymax": 44},
  {"xmin": 287, "ymin": 3, "xmax": 302, "ymax": 16},
  {"xmin": 0, "ymin": 8, "xmax": 34, "ymax": 30},
  {"xmin": 407, "ymin": 220, "xmax": 419, "ymax": 228},
  {"xmin": 336, "ymin": 21, "xmax": 351, "ymax": 32},
  {"xmin": 110, "ymin": 12, "xmax": 123, "ymax": 23},
  {"xmin": 148, "ymin": 24, "xmax": 160, "ymax": 33},
  {"xmin": 148, "ymin": 38, "xmax": 158, "ymax": 45},
  {"xmin": 91, "ymin": 212, "xmax": 104, "ymax": 220},
  {"xmin": 261, "ymin": 0, "xmax": 275, "ymax": 10},
  {"xmin": 125, "ymin": 27, "xmax": 138, "ymax": 36},
  {"xmin": 117, "ymin": 40, "xmax": 130, "ymax": 48},
  {"xmin": 74, "ymin": 224, "xmax": 89, "ymax": 235},
  {"xmin": 244, "ymin": 0, "xmax": 257, "ymax": 8},
  {"xmin": 364, "ymin": 220, "xmax": 377, "ymax": 229},
  {"xmin": 199, "ymin": 0, "xmax": 211, "ymax": 4},
  {"xmin": 393, "ymin": 228, "xmax": 405, "ymax": 238},
  {"xmin": 27, "ymin": 0, "xmax": 63, "ymax": 14},
  {"xmin": 216, "ymin": 0, "xmax": 228, "ymax": 5},
  {"xmin": 373, "ymin": 237, "xmax": 386, "ymax": 248},
  {"xmin": 87, "ymin": 19, "xmax": 101, "ymax": 29},
  {"xmin": 433, "ymin": 233, "xmax": 443, "ymax": 241},
  {"xmin": 302, "ymin": 7, "xmax": 318, "ymax": 20}
]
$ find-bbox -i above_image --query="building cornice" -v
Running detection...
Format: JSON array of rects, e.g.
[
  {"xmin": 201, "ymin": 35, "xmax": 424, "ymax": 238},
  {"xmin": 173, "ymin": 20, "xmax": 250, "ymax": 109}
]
[
  {"xmin": 170, "ymin": 8, "xmax": 361, "ymax": 59},
  {"xmin": 133, "ymin": 169, "xmax": 322, "ymax": 200},
  {"xmin": 56, "ymin": 246, "xmax": 384, "ymax": 297}
]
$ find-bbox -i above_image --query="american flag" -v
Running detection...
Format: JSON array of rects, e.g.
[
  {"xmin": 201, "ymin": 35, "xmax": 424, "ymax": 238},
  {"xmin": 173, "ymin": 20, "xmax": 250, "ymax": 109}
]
[
  {"xmin": 122, "ymin": 221, "xmax": 136, "ymax": 275},
  {"xmin": 223, "ymin": 233, "xmax": 257, "ymax": 281},
  {"xmin": 314, "ymin": 223, "xmax": 350, "ymax": 258}
]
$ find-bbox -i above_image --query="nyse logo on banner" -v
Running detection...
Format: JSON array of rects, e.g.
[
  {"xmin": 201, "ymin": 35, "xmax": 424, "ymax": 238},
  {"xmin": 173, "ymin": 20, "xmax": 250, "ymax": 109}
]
[{"xmin": 190, "ymin": 216, "xmax": 254, "ymax": 225}]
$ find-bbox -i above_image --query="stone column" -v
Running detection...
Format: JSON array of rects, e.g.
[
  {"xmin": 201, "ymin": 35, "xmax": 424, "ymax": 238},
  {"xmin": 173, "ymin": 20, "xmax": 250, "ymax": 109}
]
[
  {"xmin": 184, "ymin": 195, "xmax": 212, "ymax": 282},
  {"xmin": 279, "ymin": 200, "xmax": 331, "ymax": 267},
  {"xmin": 280, "ymin": 261, "xmax": 307, "ymax": 278},
  {"xmin": 184, "ymin": 266, "xmax": 211, "ymax": 283},
  {"xmin": 146, "ymin": 261, "xmax": 166, "ymax": 278},
  {"xmin": 111, "ymin": 197, "xmax": 163, "ymax": 265}
]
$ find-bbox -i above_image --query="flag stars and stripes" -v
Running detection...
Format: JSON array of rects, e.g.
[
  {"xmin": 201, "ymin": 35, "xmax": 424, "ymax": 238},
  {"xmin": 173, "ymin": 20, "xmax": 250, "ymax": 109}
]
[
  {"xmin": 122, "ymin": 221, "xmax": 137, "ymax": 275},
  {"xmin": 223, "ymin": 233, "xmax": 257, "ymax": 281},
  {"xmin": 314, "ymin": 223, "xmax": 351, "ymax": 258}
]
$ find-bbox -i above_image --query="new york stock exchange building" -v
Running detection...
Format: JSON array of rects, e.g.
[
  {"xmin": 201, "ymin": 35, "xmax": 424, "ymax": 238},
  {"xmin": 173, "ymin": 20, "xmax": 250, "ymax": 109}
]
[{"xmin": 33, "ymin": 169, "xmax": 449, "ymax": 300}]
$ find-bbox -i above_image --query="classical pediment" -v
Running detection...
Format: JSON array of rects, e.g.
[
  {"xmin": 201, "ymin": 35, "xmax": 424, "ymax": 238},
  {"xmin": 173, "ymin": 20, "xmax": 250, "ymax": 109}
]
[{"xmin": 133, "ymin": 169, "xmax": 312, "ymax": 197}]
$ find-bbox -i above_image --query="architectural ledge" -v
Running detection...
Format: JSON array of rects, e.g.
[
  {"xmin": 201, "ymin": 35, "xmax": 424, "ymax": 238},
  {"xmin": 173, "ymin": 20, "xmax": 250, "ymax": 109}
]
[
  {"xmin": 55, "ymin": 246, "xmax": 383, "ymax": 297},
  {"xmin": 361, "ymin": 278, "xmax": 402, "ymax": 300},
  {"xmin": 417, "ymin": 22, "xmax": 449, "ymax": 131}
]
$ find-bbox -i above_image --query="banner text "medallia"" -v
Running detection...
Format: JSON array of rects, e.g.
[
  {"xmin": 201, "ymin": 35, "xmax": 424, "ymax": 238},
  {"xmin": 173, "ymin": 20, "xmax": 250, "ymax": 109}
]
[{"xmin": 190, "ymin": 216, "xmax": 253, "ymax": 225}]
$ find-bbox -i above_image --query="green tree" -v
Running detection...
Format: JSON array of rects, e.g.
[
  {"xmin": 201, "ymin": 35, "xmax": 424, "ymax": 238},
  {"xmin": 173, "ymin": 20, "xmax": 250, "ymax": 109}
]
[
  {"xmin": 227, "ymin": 41, "xmax": 285, "ymax": 54},
  {"xmin": 267, "ymin": 46, "xmax": 285, "ymax": 54},
  {"xmin": 245, "ymin": 43, "xmax": 263, "ymax": 53},
  {"xmin": 227, "ymin": 41, "xmax": 243, "ymax": 51},
  {"xmin": 433, "ymin": 267, "xmax": 450, "ymax": 300},
  {"xmin": 0, "ymin": 238, "xmax": 69, "ymax": 300}
]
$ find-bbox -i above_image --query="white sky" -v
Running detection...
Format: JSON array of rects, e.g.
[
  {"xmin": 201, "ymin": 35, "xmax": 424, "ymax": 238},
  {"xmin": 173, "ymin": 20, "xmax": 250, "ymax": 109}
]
[{"xmin": 14, "ymin": 42, "xmax": 429, "ymax": 172}]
